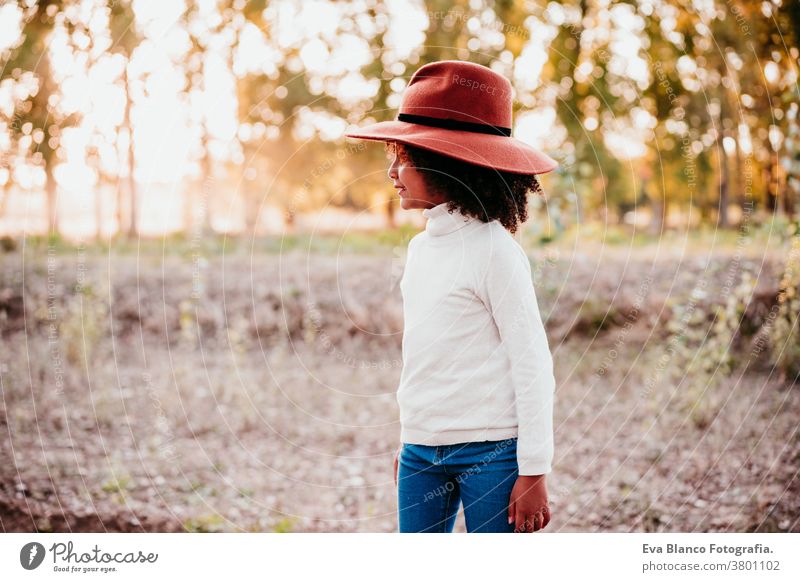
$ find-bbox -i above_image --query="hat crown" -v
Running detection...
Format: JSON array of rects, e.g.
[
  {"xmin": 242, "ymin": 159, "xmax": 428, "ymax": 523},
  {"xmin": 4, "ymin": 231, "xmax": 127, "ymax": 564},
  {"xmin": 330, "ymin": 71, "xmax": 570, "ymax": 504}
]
[{"xmin": 399, "ymin": 60, "xmax": 513, "ymax": 129}]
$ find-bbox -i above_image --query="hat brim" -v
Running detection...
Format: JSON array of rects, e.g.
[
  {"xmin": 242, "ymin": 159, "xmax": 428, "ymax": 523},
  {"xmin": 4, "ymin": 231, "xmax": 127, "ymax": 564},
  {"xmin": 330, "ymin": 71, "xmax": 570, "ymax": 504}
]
[{"xmin": 344, "ymin": 120, "xmax": 558, "ymax": 175}]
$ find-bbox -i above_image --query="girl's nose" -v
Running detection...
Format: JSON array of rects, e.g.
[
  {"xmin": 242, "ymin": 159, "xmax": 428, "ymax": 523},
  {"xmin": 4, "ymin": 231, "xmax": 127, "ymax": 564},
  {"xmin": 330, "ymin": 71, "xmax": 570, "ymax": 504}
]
[{"xmin": 387, "ymin": 156, "xmax": 399, "ymax": 180}]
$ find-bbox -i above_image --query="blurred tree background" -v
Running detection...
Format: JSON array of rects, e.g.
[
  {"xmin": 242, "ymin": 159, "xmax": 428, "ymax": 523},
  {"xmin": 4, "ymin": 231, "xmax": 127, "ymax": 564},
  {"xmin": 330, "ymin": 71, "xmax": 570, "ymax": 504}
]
[{"xmin": 0, "ymin": 0, "xmax": 798, "ymax": 239}]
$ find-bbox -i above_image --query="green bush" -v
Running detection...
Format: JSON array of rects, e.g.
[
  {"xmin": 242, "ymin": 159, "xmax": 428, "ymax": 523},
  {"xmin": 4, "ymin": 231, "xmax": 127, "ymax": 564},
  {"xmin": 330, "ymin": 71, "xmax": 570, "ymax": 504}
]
[{"xmin": 768, "ymin": 227, "xmax": 800, "ymax": 382}]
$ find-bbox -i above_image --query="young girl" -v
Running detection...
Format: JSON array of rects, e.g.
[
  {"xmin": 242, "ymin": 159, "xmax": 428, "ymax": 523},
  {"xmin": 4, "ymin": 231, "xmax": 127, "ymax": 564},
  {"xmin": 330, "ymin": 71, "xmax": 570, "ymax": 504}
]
[{"xmin": 345, "ymin": 60, "xmax": 557, "ymax": 533}]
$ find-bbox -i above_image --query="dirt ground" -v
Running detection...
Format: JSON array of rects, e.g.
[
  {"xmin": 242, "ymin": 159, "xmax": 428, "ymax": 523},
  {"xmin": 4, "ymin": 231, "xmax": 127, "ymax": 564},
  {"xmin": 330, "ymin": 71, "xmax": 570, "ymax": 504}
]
[{"xmin": 1, "ymin": 247, "xmax": 798, "ymax": 532}]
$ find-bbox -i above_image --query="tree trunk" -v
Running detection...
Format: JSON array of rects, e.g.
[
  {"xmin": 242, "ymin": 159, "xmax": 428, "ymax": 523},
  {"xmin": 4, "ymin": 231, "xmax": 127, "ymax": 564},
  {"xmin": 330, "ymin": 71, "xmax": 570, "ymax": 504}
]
[
  {"xmin": 95, "ymin": 181, "xmax": 103, "ymax": 240},
  {"xmin": 765, "ymin": 160, "xmax": 779, "ymax": 213},
  {"xmin": 650, "ymin": 188, "xmax": 666, "ymax": 235},
  {"xmin": 116, "ymin": 178, "xmax": 125, "ymax": 235},
  {"xmin": 784, "ymin": 177, "xmax": 796, "ymax": 217},
  {"xmin": 124, "ymin": 65, "xmax": 138, "ymax": 238},
  {"xmin": 717, "ymin": 138, "xmax": 730, "ymax": 228},
  {"xmin": 284, "ymin": 203, "xmax": 295, "ymax": 234},
  {"xmin": 243, "ymin": 185, "xmax": 259, "ymax": 236},
  {"xmin": 0, "ymin": 186, "xmax": 10, "ymax": 222},
  {"xmin": 45, "ymin": 162, "xmax": 58, "ymax": 234},
  {"xmin": 734, "ymin": 142, "xmax": 749, "ymax": 223},
  {"xmin": 197, "ymin": 128, "xmax": 214, "ymax": 237}
]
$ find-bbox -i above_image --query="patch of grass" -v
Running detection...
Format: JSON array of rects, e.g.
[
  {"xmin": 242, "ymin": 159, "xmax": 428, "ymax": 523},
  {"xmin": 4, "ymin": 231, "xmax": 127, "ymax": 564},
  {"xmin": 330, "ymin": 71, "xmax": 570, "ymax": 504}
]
[
  {"xmin": 183, "ymin": 513, "xmax": 226, "ymax": 533},
  {"xmin": 17, "ymin": 217, "xmax": 793, "ymax": 259},
  {"xmin": 100, "ymin": 474, "xmax": 132, "ymax": 504},
  {"xmin": 100, "ymin": 474, "xmax": 131, "ymax": 494},
  {"xmin": 23, "ymin": 230, "xmax": 404, "ymax": 256},
  {"xmin": 574, "ymin": 298, "xmax": 623, "ymax": 334},
  {"xmin": 272, "ymin": 517, "xmax": 297, "ymax": 533}
]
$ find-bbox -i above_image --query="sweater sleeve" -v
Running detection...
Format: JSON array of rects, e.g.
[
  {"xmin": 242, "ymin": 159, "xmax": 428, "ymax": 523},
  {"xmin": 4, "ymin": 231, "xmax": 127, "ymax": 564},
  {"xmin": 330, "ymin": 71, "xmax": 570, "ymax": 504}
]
[{"xmin": 479, "ymin": 240, "xmax": 555, "ymax": 475}]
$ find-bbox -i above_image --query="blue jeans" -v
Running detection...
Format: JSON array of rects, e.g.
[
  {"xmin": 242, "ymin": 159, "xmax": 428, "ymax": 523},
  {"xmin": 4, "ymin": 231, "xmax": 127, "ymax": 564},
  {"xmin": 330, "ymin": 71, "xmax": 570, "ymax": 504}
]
[{"xmin": 397, "ymin": 437, "xmax": 518, "ymax": 533}]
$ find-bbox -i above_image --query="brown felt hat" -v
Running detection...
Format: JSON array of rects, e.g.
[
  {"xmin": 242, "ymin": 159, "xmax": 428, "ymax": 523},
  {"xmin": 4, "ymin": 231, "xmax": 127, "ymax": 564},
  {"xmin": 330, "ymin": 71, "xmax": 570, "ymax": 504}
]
[{"xmin": 344, "ymin": 60, "xmax": 558, "ymax": 175}]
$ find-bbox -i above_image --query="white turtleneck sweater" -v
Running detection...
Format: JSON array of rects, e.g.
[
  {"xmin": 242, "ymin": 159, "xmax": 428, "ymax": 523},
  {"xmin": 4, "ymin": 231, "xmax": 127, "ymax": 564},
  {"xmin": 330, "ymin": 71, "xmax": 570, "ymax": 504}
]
[{"xmin": 398, "ymin": 202, "xmax": 555, "ymax": 475}]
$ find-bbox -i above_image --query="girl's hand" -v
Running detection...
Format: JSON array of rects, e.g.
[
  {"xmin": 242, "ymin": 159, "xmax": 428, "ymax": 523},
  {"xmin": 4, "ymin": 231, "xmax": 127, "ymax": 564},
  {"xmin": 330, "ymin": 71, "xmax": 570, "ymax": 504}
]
[{"xmin": 508, "ymin": 474, "xmax": 550, "ymax": 532}]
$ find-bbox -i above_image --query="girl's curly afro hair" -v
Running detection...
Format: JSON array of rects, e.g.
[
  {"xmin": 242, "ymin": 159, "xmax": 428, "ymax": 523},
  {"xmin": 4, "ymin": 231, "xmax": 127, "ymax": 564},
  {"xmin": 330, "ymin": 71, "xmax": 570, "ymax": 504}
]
[{"xmin": 386, "ymin": 141, "xmax": 544, "ymax": 234}]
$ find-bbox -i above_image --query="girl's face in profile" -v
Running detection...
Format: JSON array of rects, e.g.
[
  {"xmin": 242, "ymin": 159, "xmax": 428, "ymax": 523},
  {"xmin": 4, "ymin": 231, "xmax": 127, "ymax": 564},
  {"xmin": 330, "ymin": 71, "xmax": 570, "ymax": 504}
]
[{"xmin": 386, "ymin": 143, "xmax": 445, "ymax": 210}]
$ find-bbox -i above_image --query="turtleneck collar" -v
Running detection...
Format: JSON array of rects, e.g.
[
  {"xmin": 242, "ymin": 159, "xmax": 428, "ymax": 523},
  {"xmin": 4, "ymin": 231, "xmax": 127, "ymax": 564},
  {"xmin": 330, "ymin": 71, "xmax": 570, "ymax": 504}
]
[{"xmin": 421, "ymin": 202, "xmax": 477, "ymax": 236}]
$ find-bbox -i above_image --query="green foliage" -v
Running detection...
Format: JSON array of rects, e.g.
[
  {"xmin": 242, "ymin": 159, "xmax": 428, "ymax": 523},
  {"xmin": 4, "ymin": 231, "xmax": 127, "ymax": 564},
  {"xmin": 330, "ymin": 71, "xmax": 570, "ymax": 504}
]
[
  {"xmin": 100, "ymin": 473, "xmax": 132, "ymax": 505},
  {"xmin": 768, "ymin": 227, "xmax": 800, "ymax": 382},
  {"xmin": 271, "ymin": 517, "xmax": 297, "ymax": 533},
  {"xmin": 178, "ymin": 299, "xmax": 198, "ymax": 347},
  {"xmin": 576, "ymin": 297, "xmax": 623, "ymax": 334},
  {"xmin": 664, "ymin": 270, "xmax": 757, "ymax": 429},
  {"xmin": 101, "ymin": 474, "xmax": 131, "ymax": 494},
  {"xmin": 2, "ymin": 0, "xmax": 799, "ymax": 239},
  {"xmin": 59, "ymin": 276, "xmax": 109, "ymax": 368},
  {"xmin": 183, "ymin": 513, "xmax": 226, "ymax": 533}
]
